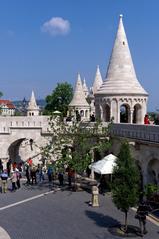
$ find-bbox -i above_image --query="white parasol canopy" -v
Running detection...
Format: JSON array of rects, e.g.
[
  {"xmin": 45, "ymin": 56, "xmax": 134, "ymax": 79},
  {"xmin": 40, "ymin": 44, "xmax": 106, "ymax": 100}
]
[{"xmin": 90, "ymin": 154, "xmax": 117, "ymax": 174}]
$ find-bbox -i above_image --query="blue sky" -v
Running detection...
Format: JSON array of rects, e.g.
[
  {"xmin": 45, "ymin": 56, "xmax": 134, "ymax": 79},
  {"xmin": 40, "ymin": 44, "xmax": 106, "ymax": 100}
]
[{"xmin": 0, "ymin": 0, "xmax": 159, "ymax": 111}]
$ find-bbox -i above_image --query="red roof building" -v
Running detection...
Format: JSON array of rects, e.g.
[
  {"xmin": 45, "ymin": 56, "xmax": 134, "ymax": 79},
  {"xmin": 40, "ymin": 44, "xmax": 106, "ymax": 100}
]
[{"xmin": 0, "ymin": 100, "xmax": 16, "ymax": 116}]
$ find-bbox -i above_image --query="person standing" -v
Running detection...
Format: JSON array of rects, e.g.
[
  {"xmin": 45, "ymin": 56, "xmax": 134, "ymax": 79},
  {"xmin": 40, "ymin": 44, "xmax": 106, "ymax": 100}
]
[
  {"xmin": 38, "ymin": 164, "xmax": 44, "ymax": 182},
  {"xmin": 7, "ymin": 160, "xmax": 11, "ymax": 177},
  {"xmin": 30, "ymin": 165, "xmax": 37, "ymax": 185},
  {"xmin": 58, "ymin": 172, "xmax": 64, "ymax": 186},
  {"xmin": 1, "ymin": 170, "xmax": 8, "ymax": 193},
  {"xmin": 144, "ymin": 114, "xmax": 150, "ymax": 125},
  {"xmin": 16, "ymin": 168, "xmax": 21, "ymax": 189},
  {"xmin": 10, "ymin": 170, "xmax": 17, "ymax": 191},
  {"xmin": 25, "ymin": 163, "xmax": 30, "ymax": 184}
]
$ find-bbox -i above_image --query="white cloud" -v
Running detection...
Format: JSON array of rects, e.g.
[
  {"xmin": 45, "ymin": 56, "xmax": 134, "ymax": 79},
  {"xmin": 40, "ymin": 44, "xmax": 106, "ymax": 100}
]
[{"xmin": 41, "ymin": 17, "xmax": 70, "ymax": 36}]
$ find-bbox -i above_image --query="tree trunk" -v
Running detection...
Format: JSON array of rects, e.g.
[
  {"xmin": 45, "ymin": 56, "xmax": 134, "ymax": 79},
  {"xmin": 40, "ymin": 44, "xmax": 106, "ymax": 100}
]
[{"xmin": 124, "ymin": 211, "xmax": 128, "ymax": 232}]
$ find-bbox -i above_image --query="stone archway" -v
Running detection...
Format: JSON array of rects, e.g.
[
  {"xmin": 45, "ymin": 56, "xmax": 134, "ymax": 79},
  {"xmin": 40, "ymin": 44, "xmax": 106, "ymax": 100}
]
[
  {"xmin": 103, "ymin": 104, "xmax": 110, "ymax": 122},
  {"xmin": 147, "ymin": 159, "xmax": 159, "ymax": 185},
  {"xmin": 136, "ymin": 160, "xmax": 144, "ymax": 192},
  {"xmin": 8, "ymin": 138, "xmax": 25, "ymax": 163},
  {"xmin": 8, "ymin": 138, "xmax": 42, "ymax": 165},
  {"xmin": 120, "ymin": 104, "xmax": 130, "ymax": 123},
  {"xmin": 133, "ymin": 104, "xmax": 142, "ymax": 124}
]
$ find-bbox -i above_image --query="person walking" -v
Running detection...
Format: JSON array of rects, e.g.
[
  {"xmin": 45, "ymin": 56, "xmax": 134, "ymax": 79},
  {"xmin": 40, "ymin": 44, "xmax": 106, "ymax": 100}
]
[
  {"xmin": 0, "ymin": 170, "xmax": 8, "ymax": 193},
  {"xmin": 135, "ymin": 200, "xmax": 151, "ymax": 237}
]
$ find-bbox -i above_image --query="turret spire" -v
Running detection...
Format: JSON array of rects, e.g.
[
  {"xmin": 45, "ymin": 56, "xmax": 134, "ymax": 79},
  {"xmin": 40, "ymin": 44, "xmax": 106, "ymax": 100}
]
[
  {"xmin": 83, "ymin": 78, "xmax": 89, "ymax": 97},
  {"xmin": 92, "ymin": 65, "xmax": 103, "ymax": 94},
  {"xmin": 97, "ymin": 15, "xmax": 148, "ymax": 95},
  {"xmin": 27, "ymin": 90, "xmax": 39, "ymax": 116},
  {"xmin": 69, "ymin": 73, "xmax": 89, "ymax": 106}
]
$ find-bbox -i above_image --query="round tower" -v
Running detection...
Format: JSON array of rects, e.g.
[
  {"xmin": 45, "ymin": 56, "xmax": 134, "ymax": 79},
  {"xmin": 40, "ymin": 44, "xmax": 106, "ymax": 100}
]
[{"xmin": 95, "ymin": 15, "xmax": 148, "ymax": 124}]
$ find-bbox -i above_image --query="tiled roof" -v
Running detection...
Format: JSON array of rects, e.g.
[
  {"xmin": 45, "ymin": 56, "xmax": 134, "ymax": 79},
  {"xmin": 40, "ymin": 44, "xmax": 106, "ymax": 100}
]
[{"xmin": 0, "ymin": 100, "xmax": 16, "ymax": 109}]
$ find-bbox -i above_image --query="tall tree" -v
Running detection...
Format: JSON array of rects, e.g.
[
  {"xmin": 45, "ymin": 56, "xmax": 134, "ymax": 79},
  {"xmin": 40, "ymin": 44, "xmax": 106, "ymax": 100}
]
[
  {"xmin": 44, "ymin": 82, "xmax": 73, "ymax": 116},
  {"xmin": 111, "ymin": 141, "xmax": 140, "ymax": 232}
]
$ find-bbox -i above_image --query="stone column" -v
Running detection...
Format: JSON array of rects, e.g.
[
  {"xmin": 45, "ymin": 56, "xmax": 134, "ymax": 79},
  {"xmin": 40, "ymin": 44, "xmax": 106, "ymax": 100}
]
[
  {"xmin": 117, "ymin": 101, "xmax": 120, "ymax": 123},
  {"xmin": 130, "ymin": 108, "xmax": 134, "ymax": 124},
  {"xmin": 100, "ymin": 104, "xmax": 104, "ymax": 122}
]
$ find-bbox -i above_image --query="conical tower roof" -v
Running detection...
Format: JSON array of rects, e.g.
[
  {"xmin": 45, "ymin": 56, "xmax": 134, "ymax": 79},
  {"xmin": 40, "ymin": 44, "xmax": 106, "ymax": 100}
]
[
  {"xmin": 69, "ymin": 73, "xmax": 89, "ymax": 107},
  {"xmin": 83, "ymin": 78, "xmax": 89, "ymax": 96},
  {"xmin": 27, "ymin": 90, "xmax": 39, "ymax": 110},
  {"xmin": 97, "ymin": 15, "xmax": 148, "ymax": 96},
  {"xmin": 92, "ymin": 65, "xmax": 103, "ymax": 94}
]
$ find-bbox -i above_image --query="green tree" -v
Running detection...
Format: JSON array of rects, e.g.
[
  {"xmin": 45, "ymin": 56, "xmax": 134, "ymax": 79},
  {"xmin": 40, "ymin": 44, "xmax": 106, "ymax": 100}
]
[
  {"xmin": 44, "ymin": 82, "xmax": 73, "ymax": 116},
  {"xmin": 111, "ymin": 141, "xmax": 140, "ymax": 232},
  {"xmin": 41, "ymin": 118, "xmax": 111, "ymax": 179}
]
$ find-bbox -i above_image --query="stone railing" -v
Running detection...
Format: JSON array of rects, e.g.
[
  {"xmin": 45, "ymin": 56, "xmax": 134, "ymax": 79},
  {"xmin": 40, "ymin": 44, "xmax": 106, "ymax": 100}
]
[
  {"xmin": 110, "ymin": 123, "xmax": 159, "ymax": 144},
  {"xmin": 0, "ymin": 116, "xmax": 50, "ymax": 133}
]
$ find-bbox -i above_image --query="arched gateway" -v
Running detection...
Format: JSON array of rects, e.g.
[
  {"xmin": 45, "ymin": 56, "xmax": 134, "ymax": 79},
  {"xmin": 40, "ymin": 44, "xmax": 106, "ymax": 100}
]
[{"xmin": 0, "ymin": 116, "xmax": 50, "ymax": 165}]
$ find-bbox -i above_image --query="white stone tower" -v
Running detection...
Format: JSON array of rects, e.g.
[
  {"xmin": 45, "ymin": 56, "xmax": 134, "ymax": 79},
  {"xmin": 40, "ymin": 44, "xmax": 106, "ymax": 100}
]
[
  {"xmin": 83, "ymin": 78, "xmax": 89, "ymax": 97},
  {"xmin": 89, "ymin": 65, "xmax": 103, "ymax": 115},
  {"xmin": 95, "ymin": 15, "xmax": 148, "ymax": 124},
  {"xmin": 68, "ymin": 73, "xmax": 90, "ymax": 121},
  {"xmin": 27, "ymin": 90, "xmax": 40, "ymax": 116},
  {"xmin": 92, "ymin": 65, "xmax": 103, "ymax": 95}
]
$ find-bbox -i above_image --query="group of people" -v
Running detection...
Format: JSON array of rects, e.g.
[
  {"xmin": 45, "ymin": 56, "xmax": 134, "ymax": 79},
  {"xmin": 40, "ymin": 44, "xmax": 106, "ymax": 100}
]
[
  {"xmin": 0, "ymin": 168, "xmax": 21, "ymax": 193},
  {"xmin": 25, "ymin": 161, "xmax": 45, "ymax": 185}
]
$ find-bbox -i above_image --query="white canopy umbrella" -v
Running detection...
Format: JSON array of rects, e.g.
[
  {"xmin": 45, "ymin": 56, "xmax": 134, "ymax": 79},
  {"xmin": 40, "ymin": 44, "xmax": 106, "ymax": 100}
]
[
  {"xmin": 53, "ymin": 110, "xmax": 61, "ymax": 114},
  {"xmin": 90, "ymin": 154, "xmax": 117, "ymax": 174}
]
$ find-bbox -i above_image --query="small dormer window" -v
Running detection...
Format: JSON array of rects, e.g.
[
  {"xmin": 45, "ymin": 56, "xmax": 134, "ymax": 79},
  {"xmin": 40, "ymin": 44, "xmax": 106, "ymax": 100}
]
[{"xmin": 123, "ymin": 41, "xmax": 125, "ymax": 45}]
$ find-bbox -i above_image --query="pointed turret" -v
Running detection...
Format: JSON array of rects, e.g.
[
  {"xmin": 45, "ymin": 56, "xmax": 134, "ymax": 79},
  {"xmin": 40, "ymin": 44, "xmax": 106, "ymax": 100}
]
[
  {"xmin": 97, "ymin": 15, "xmax": 148, "ymax": 95},
  {"xmin": 92, "ymin": 65, "xmax": 103, "ymax": 94},
  {"xmin": 27, "ymin": 90, "xmax": 39, "ymax": 116},
  {"xmin": 83, "ymin": 78, "xmax": 89, "ymax": 97},
  {"xmin": 68, "ymin": 73, "xmax": 90, "ymax": 121},
  {"xmin": 69, "ymin": 73, "xmax": 89, "ymax": 107}
]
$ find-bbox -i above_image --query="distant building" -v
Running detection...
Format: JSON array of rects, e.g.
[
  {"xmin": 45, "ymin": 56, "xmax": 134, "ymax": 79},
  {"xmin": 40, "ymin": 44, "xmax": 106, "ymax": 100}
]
[{"xmin": 0, "ymin": 100, "xmax": 16, "ymax": 116}]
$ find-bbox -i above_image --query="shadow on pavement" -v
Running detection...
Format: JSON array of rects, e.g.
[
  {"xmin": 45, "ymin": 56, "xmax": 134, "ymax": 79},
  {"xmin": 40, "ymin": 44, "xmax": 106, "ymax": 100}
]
[
  {"xmin": 85, "ymin": 210, "xmax": 120, "ymax": 228},
  {"xmin": 85, "ymin": 210, "xmax": 141, "ymax": 237}
]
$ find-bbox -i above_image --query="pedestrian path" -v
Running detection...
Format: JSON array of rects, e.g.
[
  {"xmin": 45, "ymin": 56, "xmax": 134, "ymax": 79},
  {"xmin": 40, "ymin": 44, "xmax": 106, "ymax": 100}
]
[{"xmin": 0, "ymin": 227, "xmax": 11, "ymax": 239}]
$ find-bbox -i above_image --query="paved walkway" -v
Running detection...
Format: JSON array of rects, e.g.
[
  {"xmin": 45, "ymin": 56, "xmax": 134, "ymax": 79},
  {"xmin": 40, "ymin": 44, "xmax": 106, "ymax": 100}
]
[{"xmin": 0, "ymin": 179, "xmax": 159, "ymax": 238}]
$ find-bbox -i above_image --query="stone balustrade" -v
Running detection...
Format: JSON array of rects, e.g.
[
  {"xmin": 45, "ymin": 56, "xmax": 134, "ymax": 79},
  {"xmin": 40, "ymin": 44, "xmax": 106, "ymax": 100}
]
[{"xmin": 110, "ymin": 123, "xmax": 159, "ymax": 143}]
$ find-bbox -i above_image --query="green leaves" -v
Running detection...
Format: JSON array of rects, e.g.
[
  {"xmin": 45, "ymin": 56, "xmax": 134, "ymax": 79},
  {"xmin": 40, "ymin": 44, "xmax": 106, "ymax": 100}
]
[
  {"xmin": 42, "ymin": 118, "xmax": 111, "ymax": 175},
  {"xmin": 44, "ymin": 82, "xmax": 73, "ymax": 116},
  {"xmin": 111, "ymin": 141, "xmax": 140, "ymax": 225}
]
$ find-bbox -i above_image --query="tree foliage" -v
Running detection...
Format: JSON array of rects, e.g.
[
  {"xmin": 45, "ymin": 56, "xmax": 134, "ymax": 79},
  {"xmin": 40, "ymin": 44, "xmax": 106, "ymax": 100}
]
[
  {"xmin": 44, "ymin": 82, "xmax": 73, "ymax": 116},
  {"xmin": 41, "ymin": 118, "xmax": 111, "ymax": 175},
  {"xmin": 111, "ymin": 141, "xmax": 140, "ymax": 232}
]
